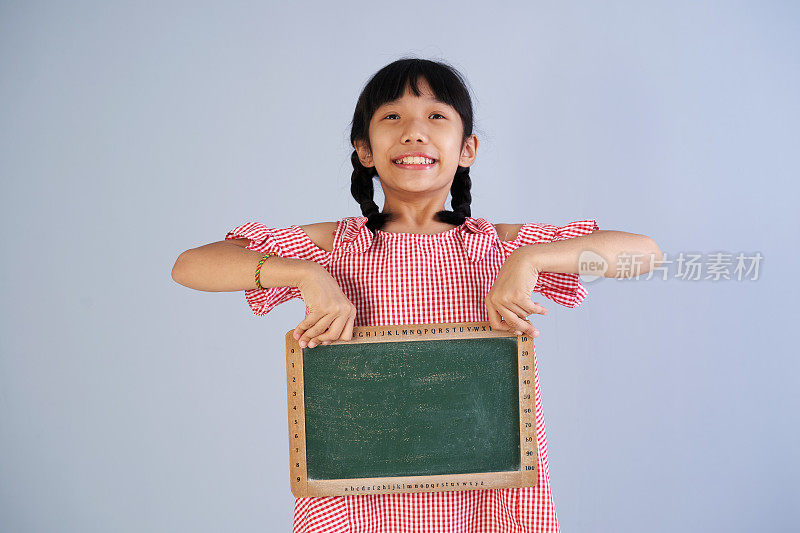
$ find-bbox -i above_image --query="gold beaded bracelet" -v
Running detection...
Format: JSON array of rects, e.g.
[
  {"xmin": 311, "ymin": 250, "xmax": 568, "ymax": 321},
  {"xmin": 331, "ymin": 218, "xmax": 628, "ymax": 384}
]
[{"xmin": 255, "ymin": 252, "xmax": 278, "ymax": 290}]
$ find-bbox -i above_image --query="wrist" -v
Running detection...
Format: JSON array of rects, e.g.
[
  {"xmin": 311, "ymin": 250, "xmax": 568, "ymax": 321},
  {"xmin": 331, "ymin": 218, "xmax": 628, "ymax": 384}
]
[
  {"xmin": 513, "ymin": 244, "xmax": 545, "ymax": 273},
  {"xmin": 294, "ymin": 259, "xmax": 323, "ymax": 288}
]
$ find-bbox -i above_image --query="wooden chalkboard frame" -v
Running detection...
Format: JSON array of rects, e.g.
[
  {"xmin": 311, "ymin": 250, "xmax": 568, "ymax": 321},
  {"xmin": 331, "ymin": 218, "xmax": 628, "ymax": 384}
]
[{"xmin": 284, "ymin": 320, "xmax": 537, "ymax": 497}]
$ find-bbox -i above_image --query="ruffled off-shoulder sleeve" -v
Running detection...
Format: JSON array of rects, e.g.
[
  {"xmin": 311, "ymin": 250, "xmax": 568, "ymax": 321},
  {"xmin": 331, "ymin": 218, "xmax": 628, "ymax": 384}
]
[
  {"xmin": 225, "ymin": 222, "xmax": 331, "ymax": 316},
  {"xmin": 502, "ymin": 219, "xmax": 600, "ymax": 308}
]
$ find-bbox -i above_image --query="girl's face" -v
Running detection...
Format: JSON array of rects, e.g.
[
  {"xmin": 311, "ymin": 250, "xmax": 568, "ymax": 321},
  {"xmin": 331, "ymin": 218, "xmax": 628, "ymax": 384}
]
[{"xmin": 355, "ymin": 78, "xmax": 478, "ymax": 202}]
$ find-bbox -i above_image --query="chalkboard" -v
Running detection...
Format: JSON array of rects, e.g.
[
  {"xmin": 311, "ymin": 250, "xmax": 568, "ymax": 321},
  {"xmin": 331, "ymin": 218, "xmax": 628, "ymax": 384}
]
[{"xmin": 285, "ymin": 321, "xmax": 538, "ymax": 497}]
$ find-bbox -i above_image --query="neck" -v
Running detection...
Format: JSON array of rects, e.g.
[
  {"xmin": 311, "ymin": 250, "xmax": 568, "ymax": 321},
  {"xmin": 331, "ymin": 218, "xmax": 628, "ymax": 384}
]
[{"xmin": 378, "ymin": 200, "xmax": 461, "ymax": 235}]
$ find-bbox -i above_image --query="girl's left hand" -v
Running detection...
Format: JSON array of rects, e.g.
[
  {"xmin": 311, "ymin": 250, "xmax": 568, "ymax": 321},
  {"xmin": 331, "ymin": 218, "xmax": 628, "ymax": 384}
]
[{"xmin": 485, "ymin": 250, "xmax": 548, "ymax": 337}]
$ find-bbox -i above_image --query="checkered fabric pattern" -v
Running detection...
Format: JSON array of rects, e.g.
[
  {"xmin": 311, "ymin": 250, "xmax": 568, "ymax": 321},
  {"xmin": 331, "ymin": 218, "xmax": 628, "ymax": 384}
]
[{"xmin": 225, "ymin": 216, "xmax": 599, "ymax": 533}]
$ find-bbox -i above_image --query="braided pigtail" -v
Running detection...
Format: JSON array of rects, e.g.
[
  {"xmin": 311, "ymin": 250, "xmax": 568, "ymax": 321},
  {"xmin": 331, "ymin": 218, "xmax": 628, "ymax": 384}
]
[
  {"xmin": 349, "ymin": 151, "xmax": 393, "ymax": 233},
  {"xmin": 434, "ymin": 165, "xmax": 472, "ymax": 226}
]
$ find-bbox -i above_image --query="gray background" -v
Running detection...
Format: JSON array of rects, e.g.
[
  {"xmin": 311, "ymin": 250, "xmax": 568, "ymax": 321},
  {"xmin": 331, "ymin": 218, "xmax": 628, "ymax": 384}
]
[{"xmin": 2, "ymin": 1, "xmax": 798, "ymax": 532}]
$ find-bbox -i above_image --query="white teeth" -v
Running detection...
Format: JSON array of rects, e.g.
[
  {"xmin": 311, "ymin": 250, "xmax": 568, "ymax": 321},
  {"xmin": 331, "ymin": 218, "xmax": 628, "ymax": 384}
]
[{"xmin": 394, "ymin": 156, "xmax": 435, "ymax": 165}]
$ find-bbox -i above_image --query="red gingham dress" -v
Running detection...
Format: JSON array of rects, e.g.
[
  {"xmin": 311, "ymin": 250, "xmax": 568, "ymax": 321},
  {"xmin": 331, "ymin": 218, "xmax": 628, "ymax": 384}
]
[{"xmin": 225, "ymin": 215, "xmax": 599, "ymax": 533}]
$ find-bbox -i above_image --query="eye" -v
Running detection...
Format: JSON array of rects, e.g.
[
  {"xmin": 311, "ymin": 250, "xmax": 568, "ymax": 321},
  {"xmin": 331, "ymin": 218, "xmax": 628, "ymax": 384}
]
[{"xmin": 382, "ymin": 113, "xmax": 446, "ymax": 120}]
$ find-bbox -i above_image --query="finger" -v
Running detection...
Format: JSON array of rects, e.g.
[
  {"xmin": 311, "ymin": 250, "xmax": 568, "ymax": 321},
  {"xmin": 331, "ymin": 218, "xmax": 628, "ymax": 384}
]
[
  {"xmin": 505, "ymin": 302, "xmax": 538, "ymax": 331},
  {"xmin": 341, "ymin": 310, "xmax": 355, "ymax": 341},
  {"xmin": 506, "ymin": 300, "xmax": 547, "ymax": 337},
  {"xmin": 513, "ymin": 317, "xmax": 540, "ymax": 338},
  {"xmin": 485, "ymin": 298, "xmax": 511, "ymax": 332},
  {"xmin": 507, "ymin": 300, "xmax": 537, "ymax": 319},
  {"xmin": 518, "ymin": 300, "xmax": 547, "ymax": 316},
  {"xmin": 505, "ymin": 306, "xmax": 534, "ymax": 335},
  {"xmin": 299, "ymin": 314, "xmax": 336, "ymax": 347},
  {"xmin": 320, "ymin": 306, "xmax": 357, "ymax": 346},
  {"xmin": 498, "ymin": 305, "xmax": 540, "ymax": 337},
  {"xmin": 322, "ymin": 303, "xmax": 357, "ymax": 344},
  {"xmin": 317, "ymin": 314, "xmax": 349, "ymax": 344},
  {"xmin": 293, "ymin": 313, "xmax": 319, "ymax": 340}
]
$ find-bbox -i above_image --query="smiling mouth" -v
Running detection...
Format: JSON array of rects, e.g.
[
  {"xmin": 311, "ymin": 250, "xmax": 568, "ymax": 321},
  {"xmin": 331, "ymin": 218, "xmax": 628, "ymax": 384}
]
[{"xmin": 393, "ymin": 156, "xmax": 437, "ymax": 169}]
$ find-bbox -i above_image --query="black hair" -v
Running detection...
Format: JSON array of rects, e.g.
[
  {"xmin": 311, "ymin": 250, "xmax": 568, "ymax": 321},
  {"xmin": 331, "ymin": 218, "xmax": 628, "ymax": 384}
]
[{"xmin": 348, "ymin": 57, "xmax": 475, "ymax": 232}]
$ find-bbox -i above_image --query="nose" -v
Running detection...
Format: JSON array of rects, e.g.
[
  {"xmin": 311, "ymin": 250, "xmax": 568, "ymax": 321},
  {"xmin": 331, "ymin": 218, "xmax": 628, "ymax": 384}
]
[{"xmin": 401, "ymin": 117, "xmax": 428, "ymax": 144}]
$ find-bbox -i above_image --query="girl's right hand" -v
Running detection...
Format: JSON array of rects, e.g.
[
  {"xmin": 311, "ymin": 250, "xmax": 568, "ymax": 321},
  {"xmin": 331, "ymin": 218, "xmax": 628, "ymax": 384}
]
[{"xmin": 292, "ymin": 264, "xmax": 356, "ymax": 349}]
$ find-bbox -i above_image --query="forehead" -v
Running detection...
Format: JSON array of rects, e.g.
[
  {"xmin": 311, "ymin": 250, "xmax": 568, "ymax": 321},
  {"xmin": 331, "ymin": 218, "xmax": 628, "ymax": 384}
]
[
  {"xmin": 377, "ymin": 93, "xmax": 450, "ymax": 112},
  {"xmin": 378, "ymin": 79, "xmax": 450, "ymax": 108}
]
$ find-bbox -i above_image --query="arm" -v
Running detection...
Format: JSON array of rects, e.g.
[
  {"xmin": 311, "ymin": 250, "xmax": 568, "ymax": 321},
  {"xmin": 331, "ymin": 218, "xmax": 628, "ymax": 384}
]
[
  {"xmin": 171, "ymin": 221, "xmax": 337, "ymax": 293},
  {"xmin": 512, "ymin": 230, "xmax": 664, "ymax": 278},
  {"xmin": 171, "ymin": 238, "xmax": 319, "ymax": 292},
  {"xmin": 172, "ymin": 229, "xmax": 356, "ymax": 346}
]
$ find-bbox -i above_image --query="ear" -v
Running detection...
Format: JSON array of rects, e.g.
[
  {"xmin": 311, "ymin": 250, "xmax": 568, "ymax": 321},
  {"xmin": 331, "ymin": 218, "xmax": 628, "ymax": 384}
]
[
  {"xmin": 354, "ymin": 140, "xmax": 375, "ymax": 168},
  {"xmin": 458, "ymin": 134, "xmax": 479, "ymax": 167}
]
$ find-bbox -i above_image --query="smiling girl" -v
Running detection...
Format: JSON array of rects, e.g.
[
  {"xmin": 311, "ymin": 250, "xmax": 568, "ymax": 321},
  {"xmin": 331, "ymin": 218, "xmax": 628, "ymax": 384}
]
[{"xmin": 172, "ymin": 57, "xmax": 662, "ymax": 532}]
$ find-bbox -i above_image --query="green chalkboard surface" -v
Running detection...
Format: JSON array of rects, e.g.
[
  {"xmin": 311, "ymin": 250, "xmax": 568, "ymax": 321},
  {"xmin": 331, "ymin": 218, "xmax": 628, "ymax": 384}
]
[
  {"xmin": 302, "ymin": 337, "xmax": 521, "ymax": 480},
  {"xmin": 285, "ymin": 321, "xmax": 538, "ymax": 497}
]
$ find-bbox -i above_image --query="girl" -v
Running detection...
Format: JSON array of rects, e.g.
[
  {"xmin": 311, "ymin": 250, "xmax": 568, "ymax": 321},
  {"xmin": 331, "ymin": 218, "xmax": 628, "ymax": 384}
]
[{"xmin": 172, "ymin": 57, "xmax": 662, "ymax": 533}]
